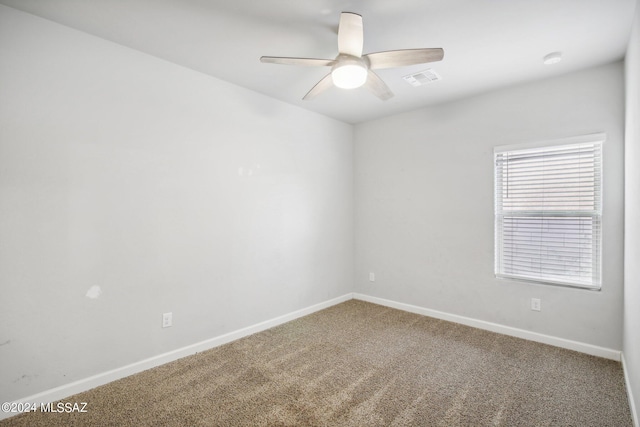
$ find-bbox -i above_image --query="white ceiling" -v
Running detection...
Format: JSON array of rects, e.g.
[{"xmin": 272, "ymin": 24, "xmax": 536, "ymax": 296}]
[{"xmin": 1, "ymin": 0, "xmax": 636, "ymax": 123}]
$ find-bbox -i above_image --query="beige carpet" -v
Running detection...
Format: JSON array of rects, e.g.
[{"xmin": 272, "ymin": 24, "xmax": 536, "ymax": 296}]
[{"xmin": 2, "ymin": 300, "xmax": 632, "ymax": 426}]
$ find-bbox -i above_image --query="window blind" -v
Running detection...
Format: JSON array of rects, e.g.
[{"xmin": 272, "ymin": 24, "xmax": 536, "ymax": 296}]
[{"xmin": 494, "ymin": 136, "xmax": 603, "ymax": 289}]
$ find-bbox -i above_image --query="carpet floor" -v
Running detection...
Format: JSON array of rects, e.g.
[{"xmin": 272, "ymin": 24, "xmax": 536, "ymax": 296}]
[{"xmin": 2, "ymin": 300, "xmax": 632, "ymax": 426}]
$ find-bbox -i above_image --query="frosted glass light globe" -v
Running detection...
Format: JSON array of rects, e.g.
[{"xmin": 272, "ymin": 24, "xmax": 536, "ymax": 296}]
[{"xmin": 332, "ymin": 63, "xmax": 368, "ymax": 89}]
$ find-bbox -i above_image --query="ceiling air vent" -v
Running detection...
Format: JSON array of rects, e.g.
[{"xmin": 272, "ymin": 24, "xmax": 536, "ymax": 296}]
[{"xmin": 403, "ymin": 69, "xmax": 442, "ymax": 87}]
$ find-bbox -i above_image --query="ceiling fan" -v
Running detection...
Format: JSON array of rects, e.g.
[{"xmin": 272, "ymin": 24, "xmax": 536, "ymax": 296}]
[{"xmin": 260, "ymin": 12, "xmax": 444, "ymax": 101}]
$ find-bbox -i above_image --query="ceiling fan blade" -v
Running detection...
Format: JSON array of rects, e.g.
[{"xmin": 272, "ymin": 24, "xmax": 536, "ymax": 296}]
[
  {"xmin": 260, "ymin": 56, "xmax": 334, "ymax": 66},
  {"xmin": 365, "ymin": 71, "xmax": 394, "ymax": 101},
  {"xmin": 365, "ymin": 48, "xmax": 444, "ymax": 69},
  {"xmin": 338, "ymin": 12, "xmax": 363, "ymax": 57},
  {"xmin": 303, "ymin": 73, "xmax": 334, "ymax": 100}
]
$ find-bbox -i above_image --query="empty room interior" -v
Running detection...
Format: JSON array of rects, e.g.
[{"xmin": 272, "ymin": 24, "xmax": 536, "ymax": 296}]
[{"xmin": 1, "ymin": 0, "xmax": 640, "ymax": 425}]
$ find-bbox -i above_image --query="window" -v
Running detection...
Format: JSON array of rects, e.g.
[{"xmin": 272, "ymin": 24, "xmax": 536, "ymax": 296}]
[{"xmin": 494, "ymin": 134, "xmax": 604, "ymax": 289}]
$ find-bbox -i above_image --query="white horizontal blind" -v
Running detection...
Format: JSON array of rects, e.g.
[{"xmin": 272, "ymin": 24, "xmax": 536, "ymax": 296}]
[{"xmin": 494, "ymin": 138, "xmax": 602, "ymax": 288}]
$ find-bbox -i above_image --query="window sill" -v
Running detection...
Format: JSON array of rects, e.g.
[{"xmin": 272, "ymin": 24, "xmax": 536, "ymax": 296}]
[{"xmin": 495, "ymin": 274, "xmax": 602, "ymax": 291}]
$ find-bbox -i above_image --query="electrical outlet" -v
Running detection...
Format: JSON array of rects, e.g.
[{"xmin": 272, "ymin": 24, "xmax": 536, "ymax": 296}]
[
  {"xmin": 369, "ymin": 272, "xmax": 375, "ymax": 282},
  {"xmin": 531, "ymin": 298, "xmax": 541, "ymax": 312},
  {"xmin": 162, "ymin": 312, "xmax": 173, "ymax": 328}
]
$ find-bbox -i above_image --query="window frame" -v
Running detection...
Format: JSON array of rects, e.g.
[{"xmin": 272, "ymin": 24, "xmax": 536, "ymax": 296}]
[{"xmin": 493, "ymin": 133, "xmax": 605, "ymax": 290}]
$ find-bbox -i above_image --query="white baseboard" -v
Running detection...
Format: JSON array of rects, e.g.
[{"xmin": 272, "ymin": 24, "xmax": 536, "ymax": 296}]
[
  {"xmin": 622, "ymin": 353, "xmax": 640, "ymax": 427},
  {"xmin": 0, "ymin": 293, "xmax": 353, "ymax": 421},
  {"xmin": 353, "ymin": 293, "xmax": 621, "ymax": 361}
]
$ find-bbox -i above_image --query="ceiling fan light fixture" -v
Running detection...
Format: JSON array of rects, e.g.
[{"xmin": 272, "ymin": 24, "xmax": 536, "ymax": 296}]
[
  {"xmin": 261, "ymin": 12, "xmax": 444, "ymax": 100},
  {"xmin": 331, "ymin": 63, "xmax": 368, "ymax": 89}
]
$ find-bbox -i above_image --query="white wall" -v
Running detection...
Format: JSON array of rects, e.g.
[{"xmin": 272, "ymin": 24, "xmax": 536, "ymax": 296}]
[
  {"xmin": 355, "ymin": 62, "xmax": 625, "ymax": 350},
  {"xmin": 0, "ymin": 5, "xmax": 353, "ymax": 402},
  {"xmin": 625, "ymin": 0, "xmax": 640, "ymax": 420}
]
